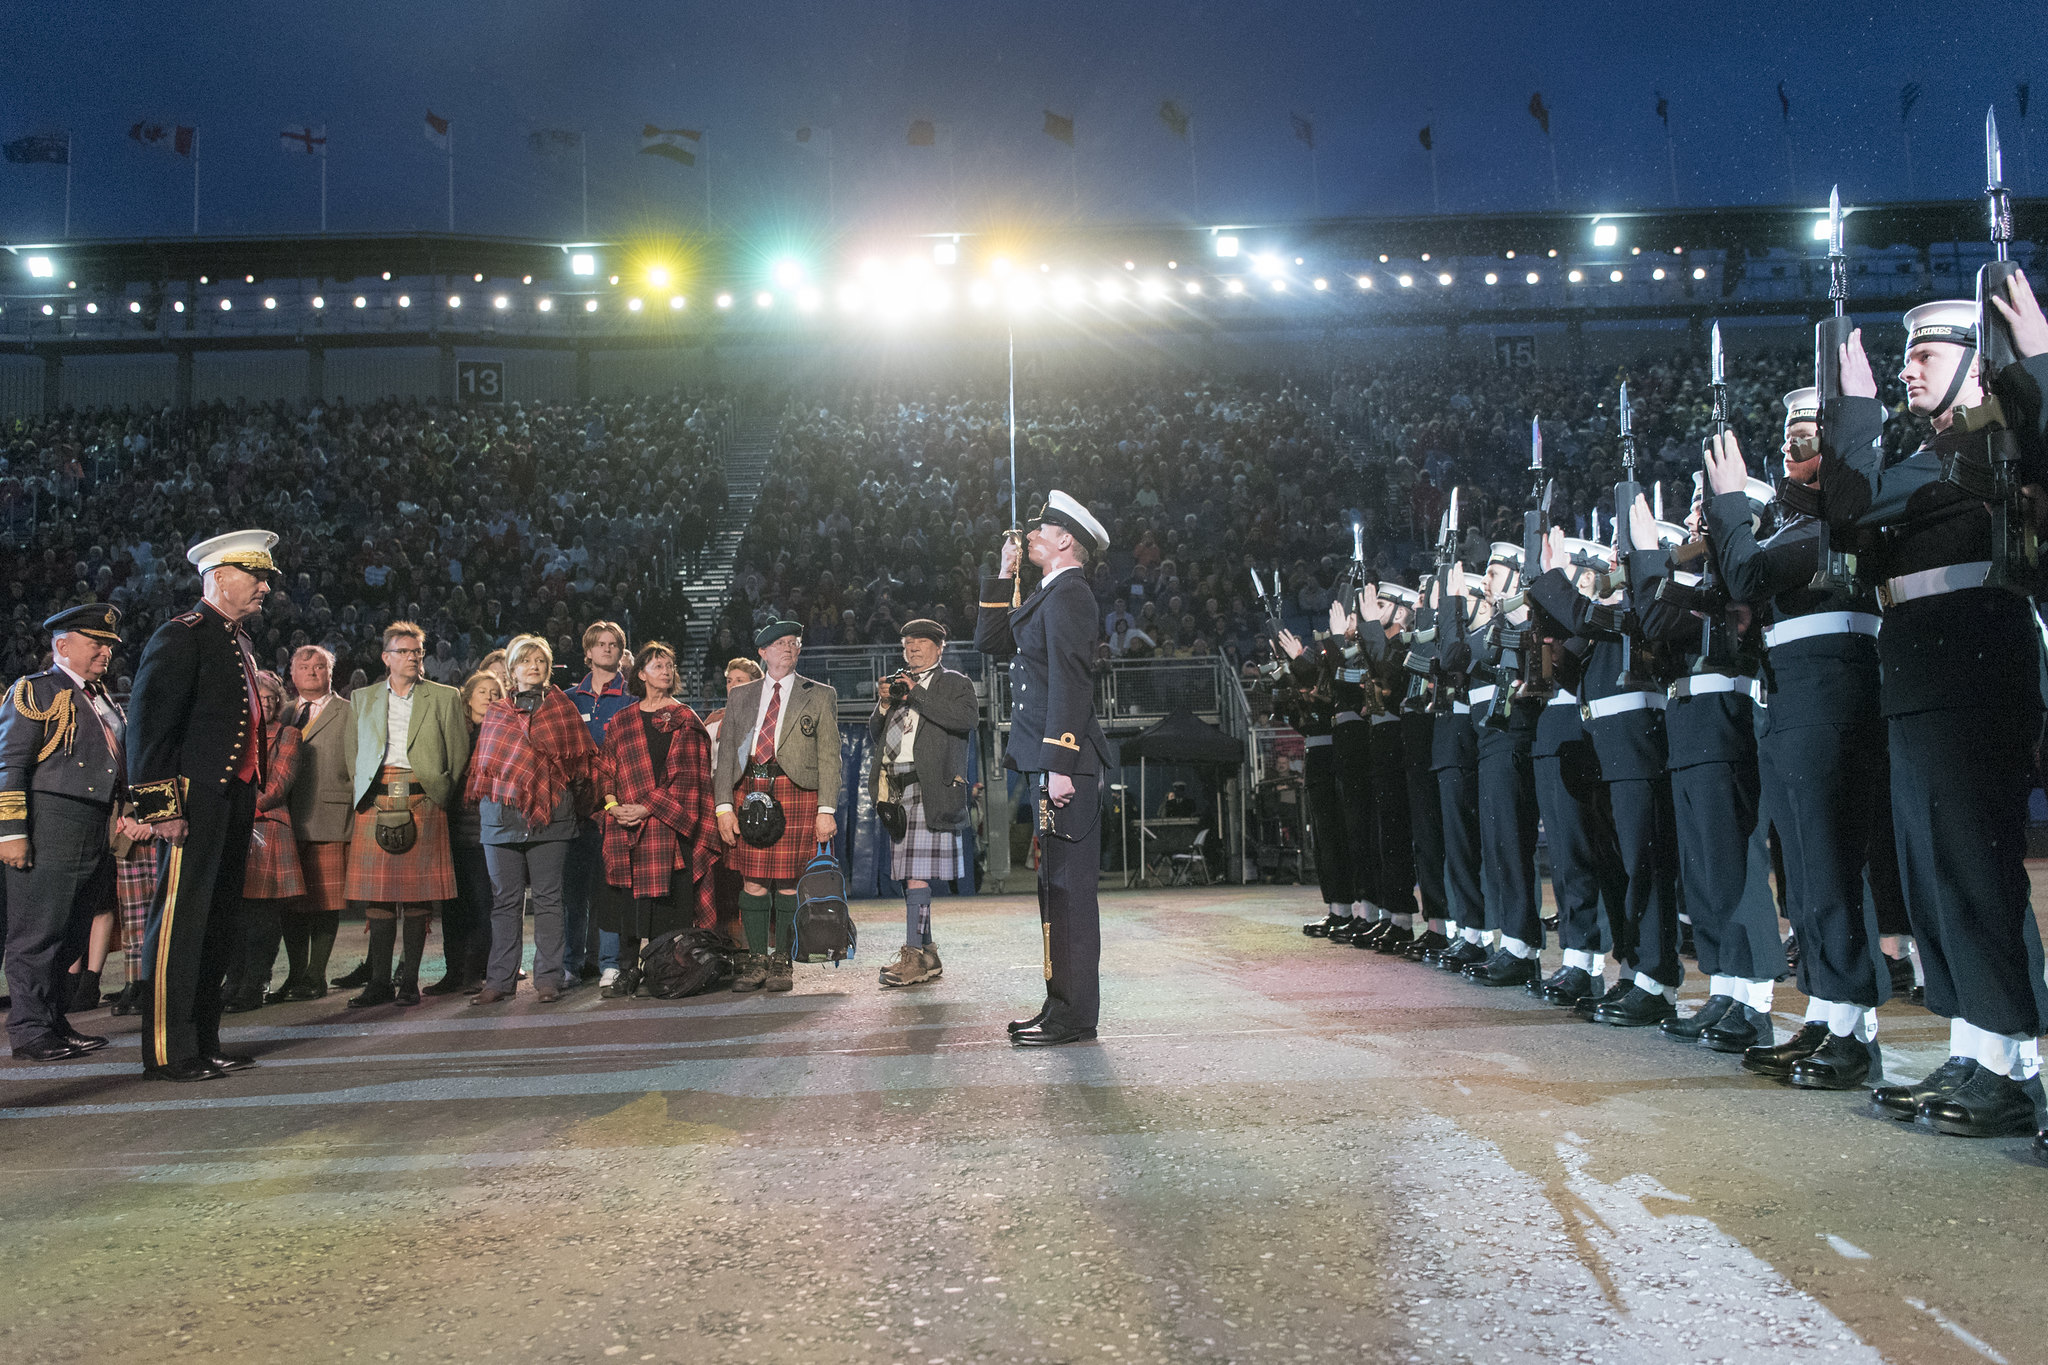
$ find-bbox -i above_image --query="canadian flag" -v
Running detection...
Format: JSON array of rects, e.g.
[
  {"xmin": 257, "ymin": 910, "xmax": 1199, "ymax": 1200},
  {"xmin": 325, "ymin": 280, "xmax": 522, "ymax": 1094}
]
[
  {"xmin": 424, "ymin": 110, "xmax": 450, "ymax": 149},
  {"xmin": 130, "ymin": 122, "xmax": 195, "ymax": 156}
]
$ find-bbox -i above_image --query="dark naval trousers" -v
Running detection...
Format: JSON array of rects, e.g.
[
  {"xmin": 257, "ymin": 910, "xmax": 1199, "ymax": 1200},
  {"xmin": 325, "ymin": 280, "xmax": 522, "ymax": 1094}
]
[
  {"xmin": 142, "ymin": 777, "xmax": 257, "ymax": 1069},
  {"xmin": 4, "ymin": 794, "xmax": 114, "ymax": 1050},
  {"xmin": 1302, "ymin": 742, "xmax": 1352, "ymax": 906},
  {"xmin": 1476, "ymin": 717, "xmax": 1542, "ymax": 947},
  {"xmin": 1036, "ymin": 773, "xmax": 1101, "ymax": 1032},
  {"xmin": 1332, "ymin": 717, "xmax": 1380, "ymax": 906},
  {"xmin": 1401, "ymin": 712, "xmax": 1447, "ymax": 922},
  {"xmin": 1534, "ymin": 735, "xmax": 1624, "ymax": 956},
  {"xmin": 1368, "ymin": 716, "xmax": 1416, "ymax": 917}
]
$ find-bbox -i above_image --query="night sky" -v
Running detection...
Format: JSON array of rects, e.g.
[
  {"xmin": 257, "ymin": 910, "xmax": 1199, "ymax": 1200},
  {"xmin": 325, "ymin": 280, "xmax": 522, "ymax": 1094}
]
[{"xmin": 3, "ymin": 1, "xmax": 2041, "ymax": 246}]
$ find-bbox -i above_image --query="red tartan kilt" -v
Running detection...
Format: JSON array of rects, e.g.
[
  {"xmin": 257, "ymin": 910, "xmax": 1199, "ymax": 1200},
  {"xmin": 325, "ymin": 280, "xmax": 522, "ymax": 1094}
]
[
  {"xmin": 295, "ymin": 839, "xmax": 350, "ymax": 912},
  {"xmin": 115, "ymin": 845, "xmax": 158, "ymax": 948},
  {"xmin": 344, "ymin": 799, "xmax": 455, "ymax": 903},
  {"xmin": 726, "ymin": 774, "xmax": 821, "ymax": 883},
  {"xmin": 242, "ymin": 810, "xmax": 305, "ymax": 899}
]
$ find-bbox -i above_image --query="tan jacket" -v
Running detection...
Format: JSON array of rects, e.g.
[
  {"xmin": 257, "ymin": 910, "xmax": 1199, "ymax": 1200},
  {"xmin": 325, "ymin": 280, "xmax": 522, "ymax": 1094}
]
[
  {"xmin": 289, "ymin": 694, "xmax": 356, "ymax": 842},
  {"xmin": 712, "ymin": 672, "xmax": 841, "ymax": 812}
]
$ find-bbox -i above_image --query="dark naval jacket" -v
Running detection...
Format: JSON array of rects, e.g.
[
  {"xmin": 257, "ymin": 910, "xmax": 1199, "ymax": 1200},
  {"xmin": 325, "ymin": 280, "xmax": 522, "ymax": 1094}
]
[
  {"xmin": 0, "ymin": 667, "xmax": 125, "ymax": 835},
  {"xmin": 977, "ymin": 566, "xmax": 1114, "ymax": 775},
  {"xmin": 126, "ymin": 599, "xmax": 265, "ymax": 822}
]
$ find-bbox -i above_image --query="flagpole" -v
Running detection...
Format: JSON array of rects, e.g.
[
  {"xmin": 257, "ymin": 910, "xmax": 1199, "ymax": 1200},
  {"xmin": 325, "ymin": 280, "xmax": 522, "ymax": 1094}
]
[
  {"xmin": 1007, "ymin": 322, "xmax": 1018, "ymax": 526},
  {"xmin": 447, "ymin": 125, "xmax": 455, "ymax": 231},
  {"xmin": 192, "ymin": 133, "xmax": 199, "ymax": 234},
  {"xmin": 1429, "ymin": 144, "xmax": 1440, "ymax": 213},
  {"xmin": 704, "ymin": 133, "xmax": 713, "ymax": 227},
  {"xmin": 64, "ymin": 133, "xmax": 72, "ymax": 238},
  {"xmin": 320, "ymin": 150, "xmax": 328, "ymax": 233},
  {"xmin": 1069, "ymin": 145, "xmax": 1079, "ymax": 217},
  {"xmin": 1545, "ymin": 133, "xmax": 1561, "ymax": 206},
  {"xmin": 1665, "ymin": 126, "xmax": 1679, "ymax": 204},
  {"xmin": 1902, "ymin": 129, "xmax": 1914, "ymax": 197},
  {"xmin": 580, "ymin": 132, "xmax": 588, "ymax": 236},
  {"xmin": 1188, "ymin": 114, "xmax": 1200, "ymax": 219},
  {"xmin": 1782, "ymin": 127, "xmax": 1796, "ymax": 200},
  {"xmin": 826, "ymin": 128, "xmax": 836, "ymax": 226}
]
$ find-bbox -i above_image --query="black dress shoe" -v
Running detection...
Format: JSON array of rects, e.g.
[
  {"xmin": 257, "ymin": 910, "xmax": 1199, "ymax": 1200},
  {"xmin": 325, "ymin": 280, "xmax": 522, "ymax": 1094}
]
[
  {"xmin": 1782, "ymin": 934, "xmax": 1800, "ymax": 971},
  {"xmin": 393, "ymin": 980, "xmax": 422, "ymax": 1007},
  {"xmin": 1540, "ymin": 914, "xmax": 1559, "ymax": 933},
  {"xmin": 1660, "ymin": 994, "xmax": 1736, "ymax": 1041},
  {"xmin": 146, "ymin": 1057, "xmax": 226, "ymax": 1082},
  {"xmin": 331, "ymin": 960, "xmax": 372, "ymax": 989},
  {"xmin": 1592, "ymin": 985, "xmax": 1677, "ymax": 1027},
  {"xmin": 1884, "ymin": 954, "xmax": 1916, "ymax": 998},
  {"xmin": 1872, "ymin": 1057, "xmax": 1977, "ymax": 1121},
  {"xmin": 1468, "ymin": 951, "xmax": 1540, "ymax": 988},
  {"xmin": 1348, "ymin": 919, "xmax": 1391, "ymax": 949},
  {"xmin": 1741, "ymin": 1021, "xmax": 1830, "ymax": 1077},
  {"xmin": 347, "ymin": 982, "xmax": 397, "ymax": 1009},
  {"xmin": 59, "ymin": 1031, "xmax": 109, "ymax": 1053},
  {"xmin": 1574, "ymin": 980, "xmax": 1632, "ymax": 1018},
  {"xmin": 1542, "ymin": 968, "xmax": 1598, "ymax": 1007},
  {"xmin": 1701, "ymin": 1004, "xmax": 1774, "ymax": 1053},
  {"xmin": 1303, "ymin": 913, "xmax": 1342, "ymax": 938},
  {"xmin": 206, "ymin": 1053, "xmax": 257, "ymax": 1071},
  {"xmin": 1788, "ymin": 1032, "xmax": 1878, "ymax": 1090},
  {"xmin": 1327, "ymin": 916, "xmax": 1365, "ymax": 944},
  {"xmin": 421, "ymin": 975, "xmax": 467, "ymax": 996},
  {"xmin": 1918, "ymin": 1068, "xmax": 2040, "ymax": 1138},
  {"xmin": 2035, "ymin": 1130, "xmax": 2047, "ymax": 1162},
  {"xmin": 1011, "ymin": 1023, "xmax": 1098, "ymax": 1047},
  {"xmin": 1007, "ymin": 1009, "xmax": 1048, "ymax": 1036},
  {"xmin": 1372, "ymin": 925, "xmax": 1416, "ymax": 955},
  {"xmin": 278, "ymin": 981, "xmax": 328, "ymax": 1002},
  {"xmin": 1461, "ymin": 947, "xmax": 1509, "ymax": 979},
  {"xmin": 221, "ymin": 992, "xmax": 266, "ymax": 1014},
  {"xmin": 1434, "ymin": 940, "xmax": 1488, "ymax": 972},
  {"xmin": 11, "ymin": 1039, "xmax": 84, "ymax": 1061},
  {"xmin": 1404, "ymin": 929, "xmax": 1450, "ymax": 962},
  {"xmin": 107, "ymin": 980, "xmax": 148, "ymax": 1016}
]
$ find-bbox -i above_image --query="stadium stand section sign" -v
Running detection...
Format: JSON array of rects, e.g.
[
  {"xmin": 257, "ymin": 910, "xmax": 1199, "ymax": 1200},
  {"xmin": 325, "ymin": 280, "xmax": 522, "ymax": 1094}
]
[{"xmin": 456, "ymin": 359, "xmax": 504, "ymax": 404}]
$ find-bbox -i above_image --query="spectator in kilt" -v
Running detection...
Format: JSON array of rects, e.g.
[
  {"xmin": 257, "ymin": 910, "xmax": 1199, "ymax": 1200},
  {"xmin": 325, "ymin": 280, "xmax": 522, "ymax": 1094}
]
[
  {"xmin": 224, "ymin": 672, "xmax": 304, "ymax": 1012},
  {"xmin": 106, "ymin": 813, "xmax": 161, "ymax": 1015},
  {"xmin": 712, "ymin": 621, "xmax": 842, "ymax": 994},
  {"xmin": 430, "ymin": 670, "xmax": 503, "ymax": 996},
  {"xmin": 703, "ymin": 657, "xmax": 762, "ymax": 948},
  {"xmin": 282, "ymin": 646, "xmax": 350, "ymax": 999},
  {"xmin": 593, "ymin": 642, "xmax": 719, "ymax": 998},
  {"xmin": 468, "ymin": 636, "xmax": 598, "ymax": 1006},
  {"xmin": 568, "ymin": 620, "xmax": 635, "ymax": 990},
  {"xmin": 867, "ymin": 619, "xmax": 977, "ymax": 990},
  {"xmin": 343, "ymin": 621, "xmax": 471, "ymax": 1009}
]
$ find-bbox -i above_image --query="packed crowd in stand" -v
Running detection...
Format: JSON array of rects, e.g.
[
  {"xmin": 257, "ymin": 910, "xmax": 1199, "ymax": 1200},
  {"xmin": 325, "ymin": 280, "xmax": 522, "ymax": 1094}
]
[{"xmin": 0, "ymin": 392, "xmax": 733, "ymax": 693}]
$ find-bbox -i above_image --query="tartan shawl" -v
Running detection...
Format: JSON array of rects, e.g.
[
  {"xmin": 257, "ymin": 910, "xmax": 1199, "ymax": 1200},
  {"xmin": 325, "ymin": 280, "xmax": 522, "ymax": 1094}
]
[
  {"xmin": 597, "ymin": 701, "xmax": 719, "ymax": 912},
  {"xmin": 464, "ymin": 687, "xmax": 597, "ymax": 829}
]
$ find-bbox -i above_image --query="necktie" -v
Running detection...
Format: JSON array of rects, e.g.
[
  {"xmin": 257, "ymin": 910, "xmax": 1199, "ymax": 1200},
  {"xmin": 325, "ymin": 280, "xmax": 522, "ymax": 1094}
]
[
  {"xmin": 295, "ymin": 700, "xmax": 312, "ymax": 728},
  {"xmin": 751, "ymin": 681, "xmax": 781, "ymax": 765}
]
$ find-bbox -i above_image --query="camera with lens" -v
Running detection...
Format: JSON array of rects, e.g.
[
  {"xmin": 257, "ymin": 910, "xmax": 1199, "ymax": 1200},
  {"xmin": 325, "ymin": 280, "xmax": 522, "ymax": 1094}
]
[{"xmin": 886, "ymin": 673, "xmax": 914, "ymax": 703}]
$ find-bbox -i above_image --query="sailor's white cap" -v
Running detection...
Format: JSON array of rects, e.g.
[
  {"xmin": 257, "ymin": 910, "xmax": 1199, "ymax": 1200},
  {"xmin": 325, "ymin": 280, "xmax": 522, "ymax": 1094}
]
[
  {"xmin": 1743, "ymin": 477, "xmax": 1777, "ymax": 508},
  {"xmin": 1558, "ymin": 537, "xmax": 1612, "ymax": 570},
  {"xmin": 1783, "ymin": 387, "xmax": 1819, "ymax": 427},
  {"xmin": 1651, "ymin": 520, "xmax": 1688, "ymax": 550},
  {"xmin": 1487, "ymin": 542, "xmax": 1524, "ymax": 571},
  {"xmin": 1034, "ymin": 489, "xmax": 1110, "ymax": 554},
  {"xmin": 1379, "ymin": 583, "xmax": 1419, "ymax": 608},
  {"xmin": 1904, "ymin": 299, "xmax": 1977, "ymax": 349}
]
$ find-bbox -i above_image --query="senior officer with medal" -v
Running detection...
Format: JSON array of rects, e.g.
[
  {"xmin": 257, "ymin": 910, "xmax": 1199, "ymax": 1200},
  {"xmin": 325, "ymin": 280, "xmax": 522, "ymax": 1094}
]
[
  {"xmin": 977, "ymin": 490, "xmax": 1115, "ymax": 1047},
  {"xmin": 126, "ymin": 530, "xmax": 277, "ymax": 1082}
]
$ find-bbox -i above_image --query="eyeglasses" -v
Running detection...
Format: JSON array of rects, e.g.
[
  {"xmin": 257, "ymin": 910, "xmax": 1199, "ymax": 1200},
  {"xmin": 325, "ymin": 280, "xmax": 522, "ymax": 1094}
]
[{"xmin": 386, "ymin": 647, "xmax": 425, "ymax": 658}]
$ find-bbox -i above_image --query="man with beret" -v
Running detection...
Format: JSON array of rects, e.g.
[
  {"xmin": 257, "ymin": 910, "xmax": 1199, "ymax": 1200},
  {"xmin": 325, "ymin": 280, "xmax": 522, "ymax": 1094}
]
[
  {"xmin": 869, "ymin": 619, "xmax": 978, "ymax": 989},
  {"xmin": 0, "ymin": 604, "xmax": 128, "ymax": 1061},
  {"xmin": 977, "ymin": 490, "xmax": 1115, "ymax": 1046},
  {"xmin": 127, "ymin": 529, "xmax": 277, "ymax": 1081},
  {"xmin": 712, "ymin": 621, "xmax": 842, "ymax": 993}
]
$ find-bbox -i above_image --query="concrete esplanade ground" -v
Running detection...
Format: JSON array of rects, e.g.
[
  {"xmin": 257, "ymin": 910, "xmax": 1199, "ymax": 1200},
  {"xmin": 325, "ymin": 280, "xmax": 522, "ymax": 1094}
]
[{"xmin": 2, "ymin": 878, "xmax": 2043, "ymax": 1365}]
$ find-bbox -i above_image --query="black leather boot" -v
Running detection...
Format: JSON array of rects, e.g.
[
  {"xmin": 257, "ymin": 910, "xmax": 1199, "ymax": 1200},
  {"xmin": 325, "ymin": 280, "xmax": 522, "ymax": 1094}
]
[
  {"xmin": 1700, "ymin": 1004, "xmax": 1773, "ymax": 1053},
  {"xmin": 1592, "ymin": 985, "xmax": 1677, "ymax": 1027},
  {"xmin": 1918, "ymin": 1068, "xmax": 2040, "ymax": 1138},
  {"xmin": 393, "ymin": 914, "xmax": 428, "ymax": 1006},
  {"xmin": 1304, "ymin": 913, "xmax": 1343, "ymax": 939},
  {"xmin": 1788, "ymin": 1032, "xmax": 1879, "ymax": 1090},
  {"xmin": 348, "ymin": 918, "xmax": 398, "ymax": 1008},
  {"xmin": 1740, "ymin": 1021, "xmax": 1830, "ymax": 1078},
  {"xmin": 1541, "ymin": 967, "xmax": 1597, "ymax": 1006},
  {"xmin": 1372, "ymin": 924, "xmax": 1416, "ymax": 955},
  {"xmin": 68, "ymin": 968, "xmax": 104, "ymax": 1014},
  {"xmin": 1404, "ymin": 929, "xmax": 1450, "ymax": 962},
  {"xmin": 1468, "ymin": 951, "xmax": 1539, "ymax": 988},
  {"xmin": 1573, "ymin": 979, "xmax": 1631, "ymax": 1018},
  {"xmin": 1871, "ymin": 1056, "xmax": 1976, "ymax": 1120},
  {"xmin": 1660, "ymin": 994, "xmax": 1735, "ymax": 1041}
]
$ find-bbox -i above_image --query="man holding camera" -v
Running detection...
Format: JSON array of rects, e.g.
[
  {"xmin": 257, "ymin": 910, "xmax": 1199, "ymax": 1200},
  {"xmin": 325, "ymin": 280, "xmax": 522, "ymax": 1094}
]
[{"xmin": 868, "ymin": 620, "xmax": 978, "ymax": 989}]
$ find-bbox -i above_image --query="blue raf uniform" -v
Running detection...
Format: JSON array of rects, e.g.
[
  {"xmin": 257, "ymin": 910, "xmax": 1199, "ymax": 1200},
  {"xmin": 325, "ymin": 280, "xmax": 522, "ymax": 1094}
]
[
  {"xmin": 976, "ymin": 491, "xmax": 1114, "ymax": 1045},
  {"xmin": 0, "ymin": 604, "xmax": 127, "ymax": 1060}
]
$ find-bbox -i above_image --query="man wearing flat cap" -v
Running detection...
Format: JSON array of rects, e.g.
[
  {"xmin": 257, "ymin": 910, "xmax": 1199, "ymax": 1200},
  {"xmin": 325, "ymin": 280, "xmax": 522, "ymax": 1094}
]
[
  {"xmin": 0, "ymin": 604, "xmax": 129, "ymax": 1061},
  {"xmin": 869, "ymin": 619, "xmax": 978, "ymax": 989},
  {"xmin": 126, "ymin": 529, "xmax": 277, "ymax": 1082},
  {"xmin": 977, "ymin": 490, "xmax": 1115, "ymax": 1046},
  {"xmin": 712, "ymin": 620, "xmax": 842, "ymax": 993}
]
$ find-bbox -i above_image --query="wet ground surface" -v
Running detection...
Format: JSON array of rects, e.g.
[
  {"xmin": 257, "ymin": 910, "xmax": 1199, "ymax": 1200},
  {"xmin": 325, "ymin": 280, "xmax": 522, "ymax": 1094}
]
[{"xmin": 2, "ymin": 884, "xmax": 2044, "ymax": 1365}]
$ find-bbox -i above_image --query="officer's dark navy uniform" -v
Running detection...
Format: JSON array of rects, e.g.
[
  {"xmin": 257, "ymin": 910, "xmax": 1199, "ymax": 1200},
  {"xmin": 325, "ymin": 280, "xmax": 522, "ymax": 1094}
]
[
  {"xmin": 1633, "ymin": 516, "xmax": 1790, "ymax": 1061},
  {"xmin": 1427, "ymin": 584, "xmax": 1487, "ymax": 972},
  {"xmin": 1465, "ymin": 546, "xmax": 1545, "ymax": 987},
  {"xmin": 1326, "ymin": 641, "xmax": 1383, "ymax": 929},
  {"xmin": 977, "ymin": 492, "xmax": 1114, "ymax": 1046},
  {"xmin": 1799, "ymin": 299, "xmax": 2048, "ymax": 1137},
  {"xmin": 1709, "ymin": 391, "xmax": 1904, "ymax": 1087},
  {"xmin": 0, "ymin": 605, "xmax": 126, "ymax": 1061},
  {"xmin": 128, "ymin": 530, "xmax": 276, "ymax": 1081},
  {"xmin": 1357, "ymin": 600, "xmax": 1419, "ymax": 946},
  {"xmin": 1388, "ymin": 591, "xmax": 1450, "ymax": 957}
]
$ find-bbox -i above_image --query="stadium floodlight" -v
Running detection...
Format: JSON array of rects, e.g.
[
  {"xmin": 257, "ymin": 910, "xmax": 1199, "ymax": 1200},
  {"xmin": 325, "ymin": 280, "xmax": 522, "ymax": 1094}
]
[
  {"xmin": 716, "ymin": 293, "xmax": 734, "ymax": 309},
  {"xmin": 200, "ymin": 275, "xmax": 209, "ymax": 284},
  {"xmin": 1167, "ymin": 260, "xmax": 1178, "ymax": 269},
  {"xmin": 1484, "ymin": 273, "xmax": 1498, "ymax": 286},
  {"xmin": 1312, "ymin": 277, "xmax": 1328, "ymax": 291},
  {"xmin": 1692, "ymin": 267, "xmax": 1707, "ymax": 280},
  {"xmin": 1672, "ymin": 246, "xmax": 1684, "ymax": 253},
  {"xmin": 537, "ymin": 297, "xmax": 554, "ymax": 311},
  {"xmin": 1397, "ymin": 274, "xmax": 1413, "ymax": 288},
  {"xmin": 26, "ymin": 256, "xmax": 54, "ymax": 278},
  {"xmin": 1224, "ymin": 278, "xmax": 1245, "ymax": 295},
  {"xmin": 1214, "ymin": 235, "xmax": 1240, "ymax": 258},
  {"xmin": 1098, "ymin": 279, "xmax": 1125, "ymax": 302},
  {"xmin": 380, "ymin": 272, "xmax": 390, "ymax": 281},
  {"xmin": 397, "ymin": 295, "xmax": 411, "ymax": 307},
  {"xmin": 127, "ymin": 301, "xmax": 141, "ymax": 313},
  {"xmin": 1420, "ymin": 253, "xmax": 1431, "ymax": 262},
  {"xmin": 1811, "ymin": 218, "xmax": 1831, "ymax": 241},
  {"xmin": 1185, "ymin": 281, "xmax": 1203, "ymax": 295},
  {"xmin": 648, "ymin": 266, "xmax": 671, "ymax": 287},
  {"xmin": 353, "ymin": 296, "xmax": 367, "ymax": 308},
  {"xmin": 1567, "ymin": 270, "xmax": 1584, "ymax": 283},
  {"xmin": 1651, "ymin": 268, "xmax": 1666, "ymax": 281},
  {"xmin": 1608, "ymin": 270, "xmax": 1623, "ymax": 283},
  {"xmin": 932, "ymin": 241, "xmax": 958, "ymax": 266},
  {"xmin": 1250, "ymin": 253, "xmax": 1280, "ymax": 277},
  {"xmin": 772, "ymin": 259, "xmax": 805, "ymax": 289},
  {"xmin": 40, "ymin": 304, "xmax": 52, "ymax": 315},
  {"xmin": 755, "ymin": 291, "xmax": 773, "ymax": 309},
  {"xmin": 494, "ymin": 295, "xmax": 509, "ymax": 309},
  {"xmin": 1592, "ymin": 223, "xmax": 1619, "ymax": 247},
  {"xmin": 475, "ymin": 273, "xmax": 486, "ymax": 282},
  {"xmin": 1141, "ymin": 278, "xmax": 1168, "ymax": 300},
  {"xmin": 628, "ymin": 297, "xmax": 643, "ymax": 312},
  {"xmin": 1053, "ymin": 278, "xmax": 1084, "ymax": 307},
  {"xmin": 586, "ymin": 299, "xmax": 601, "ymax": 312},
  {"xmin": 1378, "ymin": 254, "xmax": 1389, "ymax": 263},
  {"xmin": 447, "ymin": 295, "xmax": 462, "ymax": 308},
  {"xmin": 1124, "ymin": 260, "xmax": 1136, "ymax": 270},
  {"xmin": 989, "ymin": 255, "xmax": 1013, "ymax": 276},
  {"xmin": 84, "ymin": 302, "xmax": 97, "ymax": 314},
  {"xmin": 796, "ymin": 287, "xmax": 822, "ymax": 312},
  {"xmin": 570, "ymin": 253, "xmax": 596, "ymax": 276},
  {"xmin": 263, "ymin": 297, "xmax": 277, "ymax": 309},
  {"xmin": 1356, "ymin": 275, "xmax": 1372, "ymax": 290},
  {"xmin": 609, "ymin": 275, "xmax": 619, "ymax": 285},
  {"xmin": 1526, "ymin": 272, "xmax": 1540, "ymax": 285},
  {"xmin": 1270, "ymin": 279, "xmax": 1287, "ymax": 292},
  {"xmin": 220, "ymin": 299, "xmax": 232, "ymax": 311},
  {"xmin": 1004, "ymin": 280, "xmax": 1041, "ymax": 312},
  {"xmin": 309, "ymin": 297, "xmax": 322, "ymax": 309},
  {"xmin": 1437, "ymin": 273, "xmax": 1453, "ymax": 286},
  {"xmin": 1505, "ymin": 250, "xmax": 1517, "ymax": 259},
  {"xmin": 670, "ymin": 295, "xmax": 686, "ymax": 309}
]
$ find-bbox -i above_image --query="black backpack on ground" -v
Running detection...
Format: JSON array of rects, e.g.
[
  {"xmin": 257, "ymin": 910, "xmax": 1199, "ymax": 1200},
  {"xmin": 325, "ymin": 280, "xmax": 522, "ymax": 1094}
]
[
  {"xmin": 638, "ymin": 929, "xmax": 741, "ymax": 998},
  {"xmin": 792, "ymin": 843, "xmax": 857, "ymax": 965}
]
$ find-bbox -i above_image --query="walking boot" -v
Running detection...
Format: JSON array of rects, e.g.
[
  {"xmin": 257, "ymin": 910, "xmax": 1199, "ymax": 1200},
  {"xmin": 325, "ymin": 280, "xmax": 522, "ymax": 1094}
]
[
  {"xmin": 68, "ymin": 968, "xmax": 104, "ymax": 1014},
  {"xmin": 347, "ymin": 918, "xmax": 398, "ymax": 1008},
  {"xmin": 731, "ymin": 952, "xmax": 769, "ymax": 993},
  {"xmin": 392, "ymin": 915, "xmax": 428, "ymax": 1006}
]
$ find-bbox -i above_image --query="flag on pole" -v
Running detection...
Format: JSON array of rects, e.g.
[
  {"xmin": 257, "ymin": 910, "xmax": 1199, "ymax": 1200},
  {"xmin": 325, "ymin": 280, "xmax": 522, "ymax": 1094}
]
[
  {"xmin": 280, "ymin": 125, "xmax": 326, "ymax": 156},
  {"xmin": 1899, "ymin": 82, "xmax": 1921, "ymax": 124},
  {"xmin": 1528, "ymin": 93, "xmax": 1550, "ymax": 136},
  {"xmin": 1042, "ymin": 109, "xmax": 1074, "ymax": 146},
  {"xmin": 3, "ymin": 133, "xmax": 68, "ymax": 165},
  {"xmin": 1655, "ymin": 93, "xmax": 1669, "ymax": 126},
  {"xmin": 1290, "ymin": 112, "xmax": 1314, "ymax": 148},
  {"xmin": 1159, "ymin": 100, "xmax": 1189, "ymax": 140},
  {"xmin": 639, "ymin": 124, "xmax": 699, "ymax": 166},
  {"xmin": 2019, "ymin": 83, "xmax": 2031, "ymax": 121},
  {"xmin": 1777, "ymin": 82, "xmax": 1791, "ymax": 123},
  {"xmin": 907, "ymin": 119, "xmax": 936, "ymax": 146},
  {"xmin": 1418, "ymin": 125, "xmax": 1432, "ymax": 151},
  {"xmin": 424, "ymin": 110, "xmax": 450, "ymax": 149},
  {"xmin": 528, "ymin": 129, "xmax": 580, "ymax": 155},
  {"xmin": 130, "ymin": 122, "xmax": 195, "ymax": 155}
]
